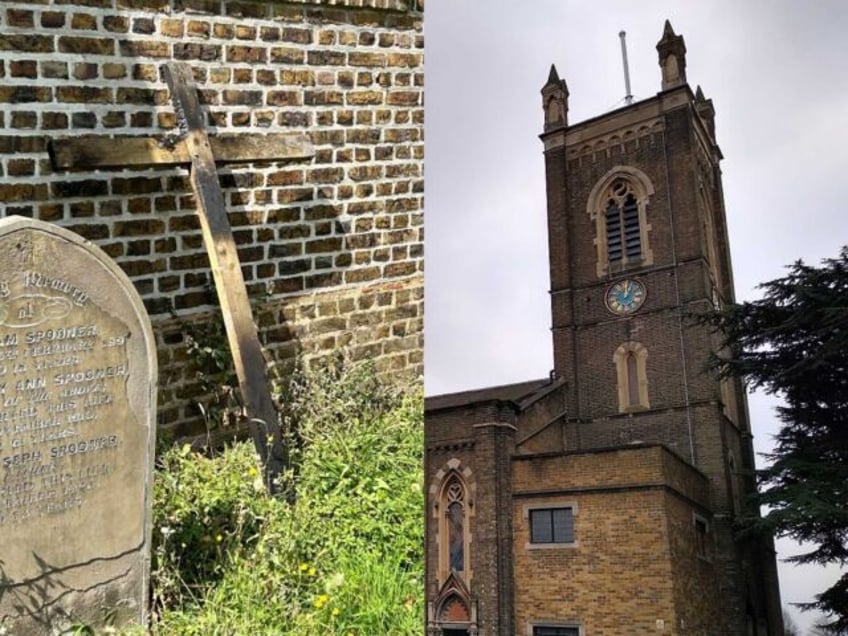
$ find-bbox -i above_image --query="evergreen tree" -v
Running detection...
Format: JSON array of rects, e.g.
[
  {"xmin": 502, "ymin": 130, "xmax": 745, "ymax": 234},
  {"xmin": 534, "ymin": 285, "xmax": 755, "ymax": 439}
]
[{"xmin": 704, "ymin": 247, "xmax": 848, "ymax": 633}]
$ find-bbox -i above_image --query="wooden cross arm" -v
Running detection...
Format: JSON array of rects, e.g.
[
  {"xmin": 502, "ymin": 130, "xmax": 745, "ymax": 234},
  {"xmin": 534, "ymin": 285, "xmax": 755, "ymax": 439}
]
[{"xmin": 49, "ymin": 132, "xmax": 314, "ymax": 170}]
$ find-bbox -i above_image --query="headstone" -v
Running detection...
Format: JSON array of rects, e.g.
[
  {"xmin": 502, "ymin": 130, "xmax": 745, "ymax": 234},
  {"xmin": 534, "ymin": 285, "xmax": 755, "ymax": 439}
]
[{"xmin": 0, "ymin": 217, "xmax": 156, "ymax": 634}]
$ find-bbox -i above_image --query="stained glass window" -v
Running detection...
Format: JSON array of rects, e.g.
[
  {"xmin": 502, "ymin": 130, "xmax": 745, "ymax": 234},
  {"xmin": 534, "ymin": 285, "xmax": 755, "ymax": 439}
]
[
  {"xmin": 445, "ymin": 480, "xmax": 465, "ymax": 573},
  {"xmin": 448, "ymin": 501, "xmax": 464, "ymax": 571}
]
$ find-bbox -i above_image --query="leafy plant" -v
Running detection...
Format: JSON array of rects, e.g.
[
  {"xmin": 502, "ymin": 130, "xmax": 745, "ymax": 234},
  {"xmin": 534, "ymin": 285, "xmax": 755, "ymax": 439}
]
[
  {"xmin": 174, "ymin": 309, "xmax": 243, "ymax": 434},
  {"xmin": 150, "ymin": 360, "xmax": 423, "ymax": 635}
]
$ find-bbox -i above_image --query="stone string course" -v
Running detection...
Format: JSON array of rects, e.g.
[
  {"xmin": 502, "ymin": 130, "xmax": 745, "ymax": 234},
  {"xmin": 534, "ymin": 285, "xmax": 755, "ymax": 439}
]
[{"xmin": 0, "ymin": 0, "xmax": 423, "ymax": 439}]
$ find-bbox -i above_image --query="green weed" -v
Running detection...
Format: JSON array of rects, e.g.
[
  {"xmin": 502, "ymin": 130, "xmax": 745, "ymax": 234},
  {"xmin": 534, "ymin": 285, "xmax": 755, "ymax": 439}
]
[{"xmin": 150, "ymin": 360, "xmax": 423, "ymax": 635}]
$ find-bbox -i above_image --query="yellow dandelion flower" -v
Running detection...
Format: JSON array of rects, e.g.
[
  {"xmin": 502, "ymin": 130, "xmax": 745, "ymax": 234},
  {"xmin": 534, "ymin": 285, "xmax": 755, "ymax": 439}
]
[
  {"xmin": 248, "ymin": 467, "xmax": 258, "ymax": 477},
  {"xmin": 215, "ymin": 534, "xmax": 223, "ymax": 543},
  {"xmin": 308, "ymin": 566, "xmax": 316, "ymax": 576},
  {"xmin": 331, "ymin": 607, "xmax": 340, "ymax": 616},
  {"xmin": 299, "ymin": 563, "xmax": 309, "ymax": 572}
]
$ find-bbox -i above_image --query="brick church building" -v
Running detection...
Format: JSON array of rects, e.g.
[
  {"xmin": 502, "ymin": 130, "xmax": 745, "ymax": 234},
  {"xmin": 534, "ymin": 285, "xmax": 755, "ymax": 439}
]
[{"xmin": 425, "ymin": 23, "xmax": 784, "ymax": 636}]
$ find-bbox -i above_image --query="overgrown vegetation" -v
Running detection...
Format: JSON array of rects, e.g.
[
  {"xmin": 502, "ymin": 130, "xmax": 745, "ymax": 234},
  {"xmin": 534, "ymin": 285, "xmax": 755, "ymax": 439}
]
[{"xmin": 150, "ymin": 361, "xmax": 424, "ymax": 635}]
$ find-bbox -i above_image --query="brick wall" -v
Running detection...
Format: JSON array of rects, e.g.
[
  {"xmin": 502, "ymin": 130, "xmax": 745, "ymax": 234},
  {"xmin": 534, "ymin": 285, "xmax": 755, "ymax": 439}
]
[
  {"xmin": 545, "ymin": 87, "xmax": 744, "ymax": 508},
  {"xmin": 541, "ymin": 80, "xmax": 782, "ymax": 633},
  {"xmin": 551, "ymin": 108, "xmax": 720, "ymax": 424},
  {"xmin": 426, "ymin": 403, "xmax": 517, "ymax": 636},
  {"xmin": 512, "ymin": 445, "xmax": 713, "ymax": 635},
  {"xmin": 427, "ymin": 405, "xmax": 735, "ymax": 635},
  {"xmin": 513, "ymin": 488, "xmax": 677, "ymax": 635},
  {"xmin": 0, "ymin": 0, "xmax": 423, "ymax": 438},
  {"xmin": 514, "ymin": 382, "xmax": 568, "ymax": 455},
  {"xmin": 665, "ymin": 491, "xmax": 722, "ymax": 635}
]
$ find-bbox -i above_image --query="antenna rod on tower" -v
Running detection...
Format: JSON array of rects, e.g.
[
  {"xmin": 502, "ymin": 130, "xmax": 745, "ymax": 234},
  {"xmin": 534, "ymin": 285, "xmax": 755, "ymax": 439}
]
[{"xmin": 619, "ymin": 30, "xmax": 633, "ymax": 105}]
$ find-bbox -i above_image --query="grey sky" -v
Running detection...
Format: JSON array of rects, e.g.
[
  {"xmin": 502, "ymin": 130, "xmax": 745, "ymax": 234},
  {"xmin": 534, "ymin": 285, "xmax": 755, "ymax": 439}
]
[{"xmin": 425, "ymin": 1, "xmax": 848, "ymax": 631}]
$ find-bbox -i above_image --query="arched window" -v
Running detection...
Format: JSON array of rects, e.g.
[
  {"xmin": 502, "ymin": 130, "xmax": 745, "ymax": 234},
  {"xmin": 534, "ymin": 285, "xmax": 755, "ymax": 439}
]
[
  {"xmin": 446, "ymin": 480, "xmax": 465, "ymax": 572},
  {"xmin": 587, "ymin": 166, "xmax": 655, "ymax": 278},
  {"xmin": 436, "ymin": 472, "xmax": 471, "ymax": 584},
  {"xmin": 613, "ymin": 342, "xmax": 649, "ymax": 412}
]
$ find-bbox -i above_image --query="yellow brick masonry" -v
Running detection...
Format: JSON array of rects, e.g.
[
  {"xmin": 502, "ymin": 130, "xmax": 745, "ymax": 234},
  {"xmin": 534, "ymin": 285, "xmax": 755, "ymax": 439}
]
[
  {"xmin": 157, "ymin": 275, "xmax": 422, "ymax": 439},
  {"xmin": 512, "ymin": 445, "xmax": 714, "ymax": 635},
  {"xmin": 0, "ymin": 0, "xmax": 423, "ymax": 437}
]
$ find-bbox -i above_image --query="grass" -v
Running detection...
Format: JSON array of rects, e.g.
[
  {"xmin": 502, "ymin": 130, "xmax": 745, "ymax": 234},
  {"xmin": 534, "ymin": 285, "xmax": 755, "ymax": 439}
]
[{"xmin": 148, "ymin": 361, "xmax": 424, "ymax": 635}]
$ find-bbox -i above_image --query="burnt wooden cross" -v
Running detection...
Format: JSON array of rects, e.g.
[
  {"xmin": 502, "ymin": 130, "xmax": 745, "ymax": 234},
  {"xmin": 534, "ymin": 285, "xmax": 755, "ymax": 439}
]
[{"xmin": 50, "ymin": 63, "xmax": 315, "ymax": 493}]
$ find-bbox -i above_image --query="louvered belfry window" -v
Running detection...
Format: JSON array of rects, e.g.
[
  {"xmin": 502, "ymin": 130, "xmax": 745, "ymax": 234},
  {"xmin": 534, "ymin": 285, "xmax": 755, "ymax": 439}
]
[{"xmin": 605, "ymin": 179, "xmax": 642, "ymax": 267}]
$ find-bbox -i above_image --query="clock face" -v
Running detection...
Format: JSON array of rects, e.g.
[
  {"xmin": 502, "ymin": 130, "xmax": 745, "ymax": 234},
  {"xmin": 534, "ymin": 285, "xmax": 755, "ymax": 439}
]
[{"xmin": 605, "ymin": 278, "xmax": 646, "ymax": 315}]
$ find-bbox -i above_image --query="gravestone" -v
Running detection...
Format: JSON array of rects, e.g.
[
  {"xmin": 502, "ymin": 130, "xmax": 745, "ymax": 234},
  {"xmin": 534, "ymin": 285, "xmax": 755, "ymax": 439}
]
[{"xmin": 0, "ymin": 217, "xmax": 156, "ymax": 634}]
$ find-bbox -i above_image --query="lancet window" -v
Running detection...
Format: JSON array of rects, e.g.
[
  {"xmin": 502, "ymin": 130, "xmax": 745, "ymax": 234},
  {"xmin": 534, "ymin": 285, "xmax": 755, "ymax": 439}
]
[
  {"xmin": 613, "ymin": 341, "xmax": 649, "ymax": 412},
  {"xmin": 446, "ymin": 480, "xmax": 465, "ymax": 572},
  {"xmin": 438, "ymin": 474, "xmax": 470, "ymax": 582}
]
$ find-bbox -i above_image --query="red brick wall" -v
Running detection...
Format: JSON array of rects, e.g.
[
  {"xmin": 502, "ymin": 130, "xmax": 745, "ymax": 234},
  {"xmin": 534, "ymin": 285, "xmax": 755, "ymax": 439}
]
[{"xmin": 0, "ymin": 0, "xmax": 423, "ymax": 438}]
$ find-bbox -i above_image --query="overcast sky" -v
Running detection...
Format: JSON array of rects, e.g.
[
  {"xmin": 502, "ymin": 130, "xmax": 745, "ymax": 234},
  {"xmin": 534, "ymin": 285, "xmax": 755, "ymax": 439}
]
[{"xmin": 424, "ymin": 1, "xmax": 848, "ymax": 631}]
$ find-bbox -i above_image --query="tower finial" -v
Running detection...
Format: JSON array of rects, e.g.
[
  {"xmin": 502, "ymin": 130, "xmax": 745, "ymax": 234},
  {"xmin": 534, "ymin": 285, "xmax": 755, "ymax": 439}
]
[
  {"xmin": 541, "ymin": 64, "xmax": 569, "ymax": 131},
  {"xmin": 656, "ymin": 19, "xmax": 687, "ymax": 91},
  {"xmin": 694, "ymin": 85, "xmax": 717, "ymax": 138}
]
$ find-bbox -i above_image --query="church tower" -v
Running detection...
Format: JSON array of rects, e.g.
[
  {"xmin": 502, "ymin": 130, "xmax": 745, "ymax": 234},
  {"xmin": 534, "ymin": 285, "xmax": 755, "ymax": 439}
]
[
  {"xmin": 540, "ymin": 21, "xmax": 782, "ymax": 634},
  {"xmin": 425, "ymin": 22, "xmax": 784, "ymax": 636}
]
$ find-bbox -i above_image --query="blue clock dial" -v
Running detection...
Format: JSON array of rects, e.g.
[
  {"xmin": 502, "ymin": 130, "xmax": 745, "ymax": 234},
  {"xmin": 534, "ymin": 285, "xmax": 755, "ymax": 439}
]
[{"xmin": 605, "ymin": 278, "xmax": 646, "ymax": 315}]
